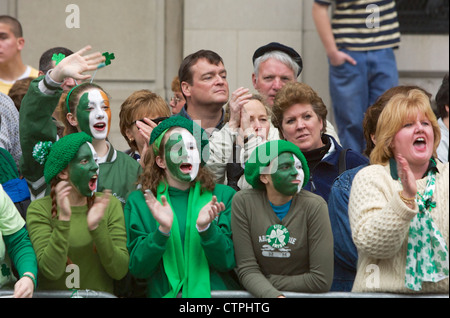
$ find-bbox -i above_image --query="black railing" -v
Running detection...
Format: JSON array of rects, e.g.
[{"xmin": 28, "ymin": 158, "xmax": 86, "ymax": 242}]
[{"xmin": 0, "ymin": 289, "xmax": 448, "ymax": 298}]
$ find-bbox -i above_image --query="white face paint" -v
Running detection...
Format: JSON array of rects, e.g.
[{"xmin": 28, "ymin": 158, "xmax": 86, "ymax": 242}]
[
  {"xmin": 165, "ymin": 128, "xmax": 200, "ymax": 183},
  {"xmin": 181, "ymin": 129, "xmax": 200, "ymax": 181},
  {"xmin": 86, "ymin": 90, "xmax": 110, "ymax": 140},
  {"xmin": 293, "ymin": 155, "xmax": 304, "ymax": 193},
  {"xmin": 87, "ymin": 142, "xmax": 99, "ymax": 167}
]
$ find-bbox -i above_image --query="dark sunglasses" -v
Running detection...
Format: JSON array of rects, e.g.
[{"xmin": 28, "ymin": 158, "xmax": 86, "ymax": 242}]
[{"xmin": 132, "ymin": 116, "xmax": 169, "ymax": 126}]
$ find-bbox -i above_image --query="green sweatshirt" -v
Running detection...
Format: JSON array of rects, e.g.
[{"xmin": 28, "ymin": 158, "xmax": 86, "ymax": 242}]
[
  {"xmin": 26, "ymin": 193, "xmax": 129, "ymax": 294},
  {"xmin": 231, "ymin": 189, "xmax": 334, "ymax": 298},
  {"xmin": 125, "ymin": 184, "xmax": 241, "ymax": 297}
]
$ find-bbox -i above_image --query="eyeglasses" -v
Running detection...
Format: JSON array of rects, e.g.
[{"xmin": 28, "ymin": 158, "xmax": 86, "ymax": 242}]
[
  {"xmin": 132, "ymin": 116, "xmax": 169, "ymax": 126},
  {"xmin": 170, "ymin": 96, "xmax": 182, "ymax": 103}
]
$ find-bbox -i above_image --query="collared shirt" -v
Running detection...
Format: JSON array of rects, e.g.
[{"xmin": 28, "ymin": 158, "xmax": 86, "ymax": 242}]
[
  {"xmin": 389, "ymin": 157, "xmax": 439, "ymax": 180},
  {"xmin": 177, "ymin": 104, "xmax": 225, "ymax": 136}
]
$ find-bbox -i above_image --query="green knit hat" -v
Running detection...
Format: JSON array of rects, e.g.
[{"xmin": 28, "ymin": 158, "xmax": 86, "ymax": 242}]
[
  {"xmin": 32, "ymin": 132, "xmax": 93, "ymax": 184},
  {"xmin": 149, "ymin": 116, "xmax": 210, "ymax": 166},
  {"xmin": 244, "ymin": 140, "xmax": 309, "ymax": 190}
]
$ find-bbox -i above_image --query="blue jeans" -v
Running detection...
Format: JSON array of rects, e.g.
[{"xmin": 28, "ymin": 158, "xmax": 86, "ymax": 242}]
[{"xmin": 329, "ymin": 48, "xmax": 398, "ymax": 153}]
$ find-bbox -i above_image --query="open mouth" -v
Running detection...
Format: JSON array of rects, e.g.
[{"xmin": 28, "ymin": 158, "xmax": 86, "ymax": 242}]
[
  {"xmin": 180, "ymin": 163, "xmax": 193, "ymax": 174},
  {"xmin": 93, "ymin": 122, "xmax": 106, "ymax": 131},
  {"xmin": 89, "ymin": 175, "xmax": 98, "ymax": 191},
  {"xmin": 413, "ymin": 137, "xmax": 427, "ymax": 150}
]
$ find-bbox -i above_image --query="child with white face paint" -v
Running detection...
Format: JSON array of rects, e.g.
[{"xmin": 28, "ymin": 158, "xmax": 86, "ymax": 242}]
[
  {"xmin": 75, "ymin": 89, "xmax": 111, "ymax": 140},
  {"xmin": 124, "ymin": 116, "xmax": 242, "ymax": 298},
  {"xmin": 162, "ymin": 127, "xmax": 201, "ymax": 185},
  {"xmin": 231, "ymin": 139, "xmax": 334, "ymax": 297},
  {"xmin": 19, "ymin": 45, "xmax": 142, "ymax": 209}
]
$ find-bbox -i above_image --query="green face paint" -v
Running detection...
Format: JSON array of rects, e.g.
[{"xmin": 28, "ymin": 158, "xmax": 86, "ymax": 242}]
[
  {"xmin": 68, "ymin": 143, "xmax": 99, "ymax": 197},
  {"xmin": 164, "ymin": 128, "xmax": 200, "ymax": 183},
  {"xmin": 269, "ymin": 152, "xmax": 304, "ymax": 196},
  {"xmin": 77, "ymin": 93, "xmax": 91, "ymax": 136}
]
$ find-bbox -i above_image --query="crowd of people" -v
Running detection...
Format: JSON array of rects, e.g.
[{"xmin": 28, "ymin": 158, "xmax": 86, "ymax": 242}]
[{"xmin": 1, "ymin": 9, "xmax": 449, "ymax": 299}]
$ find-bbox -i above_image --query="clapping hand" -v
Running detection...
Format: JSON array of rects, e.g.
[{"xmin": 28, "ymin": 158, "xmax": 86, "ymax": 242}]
[
  {"xmin": 55, "ymin": 180, "xmax": 72, "ymax": 221},
  {"xmin": 145, "ymin": 190, "xmax": 173, "ymax": 234},
  {"xmin": 396, "ymin": 154, "xmax": 417, "ymax": 199},
  {"xmin": 228, "ymin": 87, "xmax": 252, "ymax": 130},
  {"xmin": 196, "ymin": 195, "xmax": 225, "ymax": 231},
  {"xmin": 87, "ymin": 190, "xmax": 111, "ymax": 231}
]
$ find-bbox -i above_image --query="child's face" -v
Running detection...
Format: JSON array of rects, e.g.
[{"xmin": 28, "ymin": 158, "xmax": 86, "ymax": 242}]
[
  {"xmin": 163, "ymin": 128, "xmax": 200, "ymax": 184},
  {"xmin": 68, "ymin": 142, "xmax": 99, "ymax": 197},
  {"xmin": 76, "ymin": 89, "xmax": 111, "ymax": 140}
]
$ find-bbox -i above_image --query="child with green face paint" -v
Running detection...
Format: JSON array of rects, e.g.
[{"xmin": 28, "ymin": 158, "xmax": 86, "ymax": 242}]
[
  {"xmin": 124, "ymin": 116, "xmax": 241, "ymax": 298},
  {"xmin": 231, "ymin": 139, "xmax": 334, "ymax": 297},
  {"xmin": 19, "ymin": 45, "xmax": 142, "ymax": 207},
  {"xmin": 26, "ymin": 132, "xmax": 129, "ymax": 294}
]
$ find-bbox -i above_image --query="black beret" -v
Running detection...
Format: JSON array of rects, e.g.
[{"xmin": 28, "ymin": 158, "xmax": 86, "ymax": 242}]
[{"xmin": 252, "ymin": 42, "xmax": 303, "ymax": 76}]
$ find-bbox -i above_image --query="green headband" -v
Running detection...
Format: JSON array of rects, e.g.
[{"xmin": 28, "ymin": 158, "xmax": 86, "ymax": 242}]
[
  {"xmin": 66, "ymin": 84, "xmax": 80, "ymax": 113},
  {"xmin": 244, "ymin": 140, "xmax": 309, "ymax": 190},
  {"xmin": 152, "ymin": 128, "xmax": 169, "ymax": 155}
]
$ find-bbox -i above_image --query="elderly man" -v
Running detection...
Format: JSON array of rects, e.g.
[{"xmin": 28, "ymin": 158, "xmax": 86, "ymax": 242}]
[{"xmin": 230, "ymin": 42, "xmax": 339, "ymax": 143}]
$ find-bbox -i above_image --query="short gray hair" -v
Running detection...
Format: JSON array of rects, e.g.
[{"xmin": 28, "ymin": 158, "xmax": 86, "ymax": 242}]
[{"xmin": 253, "ymin": 51, "xmax": 299, "ymax": 79}]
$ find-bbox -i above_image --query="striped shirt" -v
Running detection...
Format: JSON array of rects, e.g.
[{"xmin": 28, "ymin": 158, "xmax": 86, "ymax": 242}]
[{"xmin": 315, "ymin": 0, "xmax": 401, "ymax": 51}]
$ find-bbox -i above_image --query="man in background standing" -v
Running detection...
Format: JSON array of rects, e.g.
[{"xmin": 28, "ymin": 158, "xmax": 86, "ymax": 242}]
[{"xmin": 312, "ymin": 1, "xmax": 400, "ymax": 153}]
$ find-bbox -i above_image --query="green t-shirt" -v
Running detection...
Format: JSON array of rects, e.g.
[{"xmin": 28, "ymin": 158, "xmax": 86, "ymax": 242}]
[{"xmin": 26, "ymin": 193, "xmax": 129, "ymax": 294}]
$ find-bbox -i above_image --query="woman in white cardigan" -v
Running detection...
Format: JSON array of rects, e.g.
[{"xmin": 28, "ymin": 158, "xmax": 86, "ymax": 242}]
[{"xmin": 349, "ymin": 88, "xmax": 449, "ymax": 294}]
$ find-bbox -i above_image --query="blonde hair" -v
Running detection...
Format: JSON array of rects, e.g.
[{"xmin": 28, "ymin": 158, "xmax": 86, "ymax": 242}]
[{"xmin": 370, "ymin": 89, "xmax": 440, "ymax": 165}]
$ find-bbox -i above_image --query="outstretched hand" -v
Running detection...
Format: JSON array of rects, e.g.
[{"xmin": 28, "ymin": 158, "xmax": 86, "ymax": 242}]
[
  {"xmin": 50, "ymin": 45, "xmax": 105, "ymax": 83},
  {"xmin": 196, "ymin": 195, "xmax": 225, "ymax": 231},
  {"xmin": 145, "ymin": 190, "xmax": 173, "ymax": 234}
]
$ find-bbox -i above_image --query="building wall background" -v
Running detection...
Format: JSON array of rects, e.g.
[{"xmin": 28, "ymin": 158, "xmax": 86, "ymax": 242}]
[{"xmin": 1, "ymin": 0, "xmax": 448, "ymax": 152}]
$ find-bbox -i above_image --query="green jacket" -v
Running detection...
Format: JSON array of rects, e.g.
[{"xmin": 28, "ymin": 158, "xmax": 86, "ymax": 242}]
[
  {"xmin": 124, "ymin": 184, "xmax": 241, "ymax": 297},
  {"xmin": 26, "ymin": 193, "xmax": 129, "ymax": 294},
  {"xmin": 19, "ymin": 77, "xmax": 142, "ymax": 202}
]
